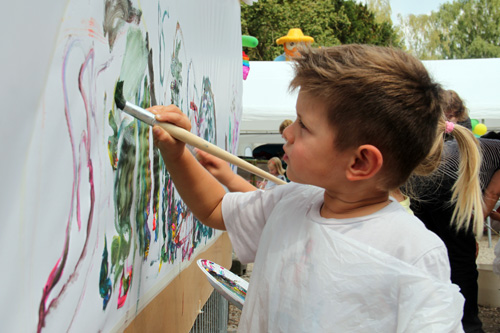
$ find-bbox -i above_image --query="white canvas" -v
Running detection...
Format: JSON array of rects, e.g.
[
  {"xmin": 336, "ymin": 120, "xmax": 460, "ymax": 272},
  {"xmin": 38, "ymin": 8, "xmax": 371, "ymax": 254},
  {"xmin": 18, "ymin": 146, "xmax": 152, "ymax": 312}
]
[{"xmin": 0, "ymin": 0, "xmax": 243, "ymax": 332}]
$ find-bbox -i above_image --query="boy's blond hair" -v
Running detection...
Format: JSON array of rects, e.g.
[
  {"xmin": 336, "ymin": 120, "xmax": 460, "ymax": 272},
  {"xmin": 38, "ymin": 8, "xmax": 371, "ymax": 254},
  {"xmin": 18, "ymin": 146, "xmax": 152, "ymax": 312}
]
[{"xmin": 290, "ymin": 45, "xmax": 483, "ymax": 236}]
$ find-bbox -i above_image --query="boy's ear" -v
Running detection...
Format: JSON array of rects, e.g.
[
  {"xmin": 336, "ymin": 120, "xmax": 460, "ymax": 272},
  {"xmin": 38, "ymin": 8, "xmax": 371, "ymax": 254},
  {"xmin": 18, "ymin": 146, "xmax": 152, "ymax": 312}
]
[{"xmin": 346, "ymin": 145, "xmax": 383, "ymax": 181}]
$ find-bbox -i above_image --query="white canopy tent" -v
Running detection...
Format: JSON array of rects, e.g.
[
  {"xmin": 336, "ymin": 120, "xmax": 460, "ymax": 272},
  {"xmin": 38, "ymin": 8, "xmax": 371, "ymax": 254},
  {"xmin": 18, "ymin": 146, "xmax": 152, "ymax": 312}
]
[{"xmin": 239, "ymin": 59, "xmax": 500, "ymax": 156}]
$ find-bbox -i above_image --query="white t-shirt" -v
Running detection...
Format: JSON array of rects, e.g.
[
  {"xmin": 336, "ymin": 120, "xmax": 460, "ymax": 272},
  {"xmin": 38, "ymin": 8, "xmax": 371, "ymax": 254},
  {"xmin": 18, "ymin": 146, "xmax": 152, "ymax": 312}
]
[
  {"xmin": 222, "ymin": 182, "xmax": 464, "ymax": 332},
  {"xmin": 263, "ymin": 174, "xmax": 286, "ymax": 190}
]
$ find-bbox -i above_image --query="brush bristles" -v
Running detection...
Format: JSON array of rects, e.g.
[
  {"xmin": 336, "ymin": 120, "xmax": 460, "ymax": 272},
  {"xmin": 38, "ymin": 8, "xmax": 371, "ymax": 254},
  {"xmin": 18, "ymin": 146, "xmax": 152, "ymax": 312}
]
[{"xmin": 114, "ymin": 81, "xmax": 126, "ymax": 109}]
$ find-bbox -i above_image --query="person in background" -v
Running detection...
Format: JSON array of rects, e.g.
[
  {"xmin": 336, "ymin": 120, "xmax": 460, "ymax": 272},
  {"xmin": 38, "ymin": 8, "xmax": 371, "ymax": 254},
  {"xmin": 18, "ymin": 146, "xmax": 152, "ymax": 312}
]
[
  {"xmin": 259, "ymin": 157, "xmax": 286, "ymax": 190},
  {"xmin": 279, "ymin": 119, "xmax": 293, "ymax": 137},
  {"xmin": 443, "ymin": 89, "xmax": 472, "ymax": 137},
  {"xmin": 390, "ymin": 188, "xmax": 414, "ymax": 215},
  {"xmin": 279, "ymin": 119, "xmax": 293, "ymax": 181},
  {"xmin": 150, "ymin": 44, "xmax": 482, "ymax": 331},
  {"xmin": 406, "ymin": 90, "xmax": 500, "ymax": 333}
]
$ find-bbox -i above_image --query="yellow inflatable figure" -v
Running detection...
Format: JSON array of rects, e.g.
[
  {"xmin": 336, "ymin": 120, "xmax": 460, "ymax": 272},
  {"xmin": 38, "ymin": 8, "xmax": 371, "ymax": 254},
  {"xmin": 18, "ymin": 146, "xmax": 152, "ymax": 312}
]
[{"xmin": 274, "ymin": 28, "xmax": 314, "ymax": 61}]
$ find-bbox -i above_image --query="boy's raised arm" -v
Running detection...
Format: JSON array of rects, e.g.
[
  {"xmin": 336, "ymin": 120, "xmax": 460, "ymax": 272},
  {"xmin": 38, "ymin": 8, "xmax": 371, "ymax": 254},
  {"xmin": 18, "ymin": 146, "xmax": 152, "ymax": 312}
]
[
  {"xmin": 150, "ymin": 105, "xmax": 227, "ymax": 230},
  {"xmin": 195, "ymin": 148, "xmax": 258, "ymax": 193}
]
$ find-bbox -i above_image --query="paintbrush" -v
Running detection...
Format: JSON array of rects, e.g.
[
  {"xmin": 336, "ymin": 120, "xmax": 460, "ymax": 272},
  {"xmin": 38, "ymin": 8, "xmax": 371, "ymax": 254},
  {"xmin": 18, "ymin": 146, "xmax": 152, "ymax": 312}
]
[{"xmin": 114, "ymin": 82, "xmax": 287, "ymax": 185}]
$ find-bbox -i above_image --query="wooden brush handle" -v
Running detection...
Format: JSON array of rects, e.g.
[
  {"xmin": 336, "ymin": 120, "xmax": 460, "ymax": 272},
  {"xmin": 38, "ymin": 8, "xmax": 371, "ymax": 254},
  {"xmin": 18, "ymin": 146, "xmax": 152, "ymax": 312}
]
[{"xmin": 158, "ymin": 122, "xmax": 287, "ymax": 185}]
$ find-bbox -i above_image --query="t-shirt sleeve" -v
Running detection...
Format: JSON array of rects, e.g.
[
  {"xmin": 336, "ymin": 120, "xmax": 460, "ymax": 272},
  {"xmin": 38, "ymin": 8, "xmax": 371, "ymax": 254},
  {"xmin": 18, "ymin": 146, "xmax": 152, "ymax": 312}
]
[
  {"xmin": 222, "ymin": 183, "xmax": 294, "ymax": 264},
  {"xmin": 413, "ymin": 245, "xmax": 452, "ymax": 283}
]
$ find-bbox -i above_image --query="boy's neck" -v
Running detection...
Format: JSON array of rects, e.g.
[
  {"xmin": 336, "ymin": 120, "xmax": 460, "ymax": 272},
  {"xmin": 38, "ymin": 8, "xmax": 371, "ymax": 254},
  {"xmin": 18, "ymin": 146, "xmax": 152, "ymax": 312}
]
[{"xmin": 320, "ymin": 190, "xmax": 390, "ymax": 219}]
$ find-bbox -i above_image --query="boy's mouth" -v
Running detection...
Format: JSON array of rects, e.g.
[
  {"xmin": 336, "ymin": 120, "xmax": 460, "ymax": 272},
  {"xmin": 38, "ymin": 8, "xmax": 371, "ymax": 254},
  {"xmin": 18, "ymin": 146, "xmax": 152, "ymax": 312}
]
[{"xmin": 282, "ymin": 145, "xmax": 289, "ymax": 162}]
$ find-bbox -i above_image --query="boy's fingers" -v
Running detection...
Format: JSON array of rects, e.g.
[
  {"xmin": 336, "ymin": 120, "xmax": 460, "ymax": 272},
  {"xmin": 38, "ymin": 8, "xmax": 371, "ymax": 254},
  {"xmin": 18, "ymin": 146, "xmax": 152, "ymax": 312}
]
[
  {"xmin": 152, "ymin": 125, "xmax": 176, "ymax": 147},
  {"xmin": 148, "ymin": 104, "xmax": 182, "ymax": 117},
  {"xmin": 149, "ymin": 106, "xmax": 191, "ymax": 131},
  {"xmin": 148, "ymin": 104, "xmax": 180, "ymax": 113},
  {"xmin": 194, "ymin": 148, "xmax": 208, "ymax": 159}
]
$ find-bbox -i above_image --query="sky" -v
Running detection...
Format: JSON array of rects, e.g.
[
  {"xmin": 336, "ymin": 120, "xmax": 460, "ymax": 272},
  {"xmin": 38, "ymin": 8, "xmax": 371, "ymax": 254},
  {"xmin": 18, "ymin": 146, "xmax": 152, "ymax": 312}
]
[
  {"xmin": 357, "ymin": 0, "xmax": 448, "ymax": 23},
  {"xmin": 388, "ymin": 0, "xmax": 447, "ymax": 22}
]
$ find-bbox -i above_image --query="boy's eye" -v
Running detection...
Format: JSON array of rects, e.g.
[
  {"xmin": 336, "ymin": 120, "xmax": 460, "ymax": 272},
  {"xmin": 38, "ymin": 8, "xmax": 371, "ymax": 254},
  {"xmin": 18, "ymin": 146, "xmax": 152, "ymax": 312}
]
[{"xmin": 298, "ymin": 119, "xmax": 306, "ymax": 129}]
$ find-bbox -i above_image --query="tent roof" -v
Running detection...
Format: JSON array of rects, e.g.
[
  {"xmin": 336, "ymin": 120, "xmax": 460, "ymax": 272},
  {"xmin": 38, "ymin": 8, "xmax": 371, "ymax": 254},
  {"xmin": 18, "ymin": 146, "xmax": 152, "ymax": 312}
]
[
  {"xmin": 423, "ymin": 58, "xmax": 500, "ymax": 119},
  {"xmin": 241, "ymin": 59, "xmax": 500, "ymax": 135},
  {"xmin": 242, "ymin": 61, "xmax": 298, "ymax": 133}
]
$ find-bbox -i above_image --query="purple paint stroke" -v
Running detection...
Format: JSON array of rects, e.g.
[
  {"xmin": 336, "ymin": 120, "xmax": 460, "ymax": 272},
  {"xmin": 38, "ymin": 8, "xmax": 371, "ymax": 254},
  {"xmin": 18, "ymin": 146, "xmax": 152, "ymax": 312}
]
[
  {"xmin": 37, "ymin": 38, "xmax": 80, "ymax": 332},
  {"xmin": 66, "ymin": 51, "xmax": 112, "ymax": 329},
  {"xmin": 175, "ymin": 203, "xmax": 195, "ymax": 261},
  {"xmin": 37, "ymin": 41, "xmax": 96, "ymax": 332}
]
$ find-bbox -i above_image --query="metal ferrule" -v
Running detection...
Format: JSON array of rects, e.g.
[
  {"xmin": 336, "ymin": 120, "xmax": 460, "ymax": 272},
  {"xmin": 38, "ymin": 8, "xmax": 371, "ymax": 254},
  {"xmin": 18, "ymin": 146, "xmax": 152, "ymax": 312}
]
[{"xmin": 123, "ymin": 101, "xmax": 158, "ymax": 126}]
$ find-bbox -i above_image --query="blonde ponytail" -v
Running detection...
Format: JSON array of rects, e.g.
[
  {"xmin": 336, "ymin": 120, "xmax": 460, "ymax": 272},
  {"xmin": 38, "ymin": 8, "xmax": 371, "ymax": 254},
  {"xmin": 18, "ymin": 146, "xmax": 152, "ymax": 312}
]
[
  {"xmin": 446, "ymin": 121, "xmax": 484, "ymax": 237},
  {"xmin": 407, "ymin": 118, "xmax": 484, "ymax": 238}
]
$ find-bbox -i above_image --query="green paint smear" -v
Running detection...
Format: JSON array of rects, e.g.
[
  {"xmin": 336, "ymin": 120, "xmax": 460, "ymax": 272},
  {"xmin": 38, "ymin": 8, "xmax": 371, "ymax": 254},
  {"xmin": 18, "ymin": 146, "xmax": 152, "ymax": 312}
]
[
  {"xmin": 104, "ymin": 22, "xmax": 219, "ymax": 303},
  {"xmin": 170, "ymin": 38, "xmax": 183, "ymax": 106},
  {"xmin": 119, "ymin": 27, "xmax": 149, "ymax": 101},
  {"xmin": 199, "ymin": 77, "xmax": 216, "ymax": 143},
  {"xmin": 111, "ymin": 122, "xmax": 135, "ymax": 288},
  {"xmin": 99, "ymin": 236, "xmax": 112, "ymax": 310},
  {"xmin": 106, "ymin": 26, "xmax": 156, "ymax": 304},
  {"xmin": 135, "ymin": 77, "xmax": 152, "ymax": 258},
  {"xmin": 107, "ymin": 101, "xmax": 119, "ymax": 170}
]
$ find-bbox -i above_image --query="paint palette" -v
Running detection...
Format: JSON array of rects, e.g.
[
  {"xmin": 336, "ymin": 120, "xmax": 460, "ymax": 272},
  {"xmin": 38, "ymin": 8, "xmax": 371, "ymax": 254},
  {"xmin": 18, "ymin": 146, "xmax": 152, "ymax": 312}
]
[{"xmin": 197, "ymin": 259, "xmax": 248, "ymax": 310}]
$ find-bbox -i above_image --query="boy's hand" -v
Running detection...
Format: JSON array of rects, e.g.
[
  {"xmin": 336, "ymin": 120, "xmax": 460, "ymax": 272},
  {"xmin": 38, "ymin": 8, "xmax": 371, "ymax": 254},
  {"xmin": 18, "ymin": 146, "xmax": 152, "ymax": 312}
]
[
  {"xmin": 195, "ymin": 148, "xmax": 232, "ymax": 183},
  {"xmin": 147, "ymin": 104, "xmax": 226, "ymax": 230},
  {"xmin": 196, "ymin": 148, "xmax": 258, "ymax": 193},
  {"xmin": 149, "ymin": 105, "xmax": 191, "ymax": 161}
]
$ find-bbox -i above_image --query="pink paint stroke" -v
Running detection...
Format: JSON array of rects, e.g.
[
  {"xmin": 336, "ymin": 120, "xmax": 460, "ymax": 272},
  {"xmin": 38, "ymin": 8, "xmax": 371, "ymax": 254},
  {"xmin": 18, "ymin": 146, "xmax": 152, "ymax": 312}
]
[
  {"xmin": 38, "ymin": 41, "xmax": 97, "ymax": 332},
  {"xmin": 117, "ymin": 265, "xmax": 133, "ymax": 309}
]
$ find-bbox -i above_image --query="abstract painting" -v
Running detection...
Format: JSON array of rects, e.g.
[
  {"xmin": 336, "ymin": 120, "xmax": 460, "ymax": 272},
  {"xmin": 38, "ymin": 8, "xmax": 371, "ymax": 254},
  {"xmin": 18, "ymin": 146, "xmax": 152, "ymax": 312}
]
[{"xmin": 0, "ymin": 0, "xmax": 242, "ymax": 331}]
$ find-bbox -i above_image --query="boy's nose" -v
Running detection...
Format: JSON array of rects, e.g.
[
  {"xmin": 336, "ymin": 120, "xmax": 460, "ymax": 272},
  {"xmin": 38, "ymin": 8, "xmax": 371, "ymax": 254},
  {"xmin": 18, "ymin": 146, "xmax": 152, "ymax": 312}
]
[{"xmin": 282, "ymin": 123, "xmax": 293, "ymax": 143}]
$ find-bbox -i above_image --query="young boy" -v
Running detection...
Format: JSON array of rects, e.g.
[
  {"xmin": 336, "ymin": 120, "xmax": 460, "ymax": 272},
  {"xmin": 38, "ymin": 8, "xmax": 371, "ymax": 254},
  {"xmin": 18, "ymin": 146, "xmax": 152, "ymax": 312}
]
[{"xmin": 151, "ymin": 45, "xmax": 466, "ymax": 332}]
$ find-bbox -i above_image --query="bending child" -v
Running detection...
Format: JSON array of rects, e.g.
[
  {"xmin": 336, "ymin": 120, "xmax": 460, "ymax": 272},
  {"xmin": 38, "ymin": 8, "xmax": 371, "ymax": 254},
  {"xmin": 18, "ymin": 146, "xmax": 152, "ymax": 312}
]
[{"xmin": 151, "ymin": 45, "xmax": 482, "ymax": 332}]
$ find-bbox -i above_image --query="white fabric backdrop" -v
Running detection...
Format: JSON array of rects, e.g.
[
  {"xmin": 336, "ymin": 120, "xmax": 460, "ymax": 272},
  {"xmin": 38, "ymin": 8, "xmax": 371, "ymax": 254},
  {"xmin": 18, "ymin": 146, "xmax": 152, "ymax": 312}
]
[
  {"xmin": 239, "ymin": 59, "xmax": 500, "ymax": 154},
  {"xmin": 0, "ymin": 0, "xmax": 242, "ymax": 332}
]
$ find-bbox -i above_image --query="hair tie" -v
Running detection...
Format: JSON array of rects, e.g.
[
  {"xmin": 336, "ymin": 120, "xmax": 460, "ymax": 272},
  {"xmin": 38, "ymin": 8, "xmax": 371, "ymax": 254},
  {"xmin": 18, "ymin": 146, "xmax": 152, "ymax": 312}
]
[{"xmin": 445, "ymin": 121, "xmax": 455, "ymax": 134}]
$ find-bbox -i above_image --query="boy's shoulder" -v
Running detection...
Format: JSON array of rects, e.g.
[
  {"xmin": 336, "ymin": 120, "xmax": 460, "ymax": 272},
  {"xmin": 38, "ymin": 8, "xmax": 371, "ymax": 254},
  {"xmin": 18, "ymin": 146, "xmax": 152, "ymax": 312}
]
[
  {"xmin": 352, "ymin": 201, "xmax": 447, "ymax": 253},
  {"xmin": 381, "ymin": 205, "xmax": 448, "ymax": 254},
  {"xmin": 263, "ymin": 182, "xmax": 321, "ymax": 196},
  {"xmin": 276, "ymin": 182, "xmax": 323, "ymax": 201}
]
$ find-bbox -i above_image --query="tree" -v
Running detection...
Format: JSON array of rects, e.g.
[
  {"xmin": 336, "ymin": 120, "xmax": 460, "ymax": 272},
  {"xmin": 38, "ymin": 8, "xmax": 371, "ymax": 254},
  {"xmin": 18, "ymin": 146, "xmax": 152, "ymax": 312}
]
[
  {"xmin": 439, "ymin": 0, "xmax": 500, "ymax": 58},
  {"xmin": 398, "ymin": 0, "xmax": 500, "ymax": 59},
  {"xmin": 241, "ymin": 0, "xmax": 399, "ymax": 60},
  {"xmin": 397, "ymin": 13, "xmax": 443, "ymax": 59},
  {"xmin": 365, "ymin": 0, "xmax": 392, "ymax": 24}
]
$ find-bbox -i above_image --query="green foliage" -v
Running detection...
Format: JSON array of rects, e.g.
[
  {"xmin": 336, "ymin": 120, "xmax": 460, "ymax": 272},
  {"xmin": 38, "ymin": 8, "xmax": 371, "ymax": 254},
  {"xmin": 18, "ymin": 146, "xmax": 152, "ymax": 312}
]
[
  {"xmin": 241, "ymin": 0, "xmax": 399, "ymax": 60},
  {"xmin": 398, "ymin": 0, "xmax": 500, "ymax": 59},
  {"xmin": 365, "ymin": 0, "xmax": 392, "ymax": 24},
  {"xmin": 439, "ymin": 0, "xmax": 500, "ymax": 58},
  {"xmin": 398, "ymin": 13, "xmax": 443, "ymax": 59}
]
